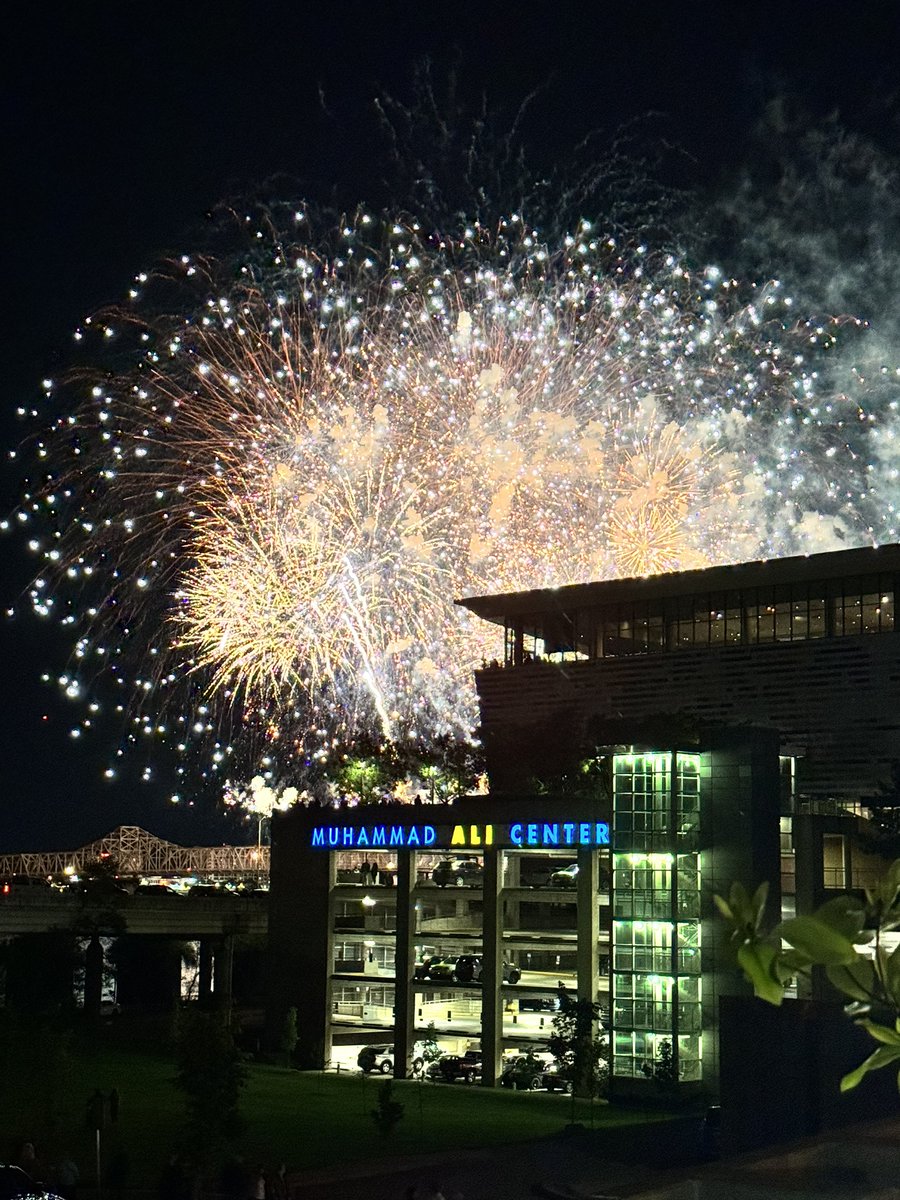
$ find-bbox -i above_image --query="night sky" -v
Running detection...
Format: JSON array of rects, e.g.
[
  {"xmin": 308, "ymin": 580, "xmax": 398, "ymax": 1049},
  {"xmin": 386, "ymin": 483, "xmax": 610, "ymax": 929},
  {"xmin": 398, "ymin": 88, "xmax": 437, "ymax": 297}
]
[{"xmin": 2, "ymin": 0, "xmax": 899, "ymax": 851}]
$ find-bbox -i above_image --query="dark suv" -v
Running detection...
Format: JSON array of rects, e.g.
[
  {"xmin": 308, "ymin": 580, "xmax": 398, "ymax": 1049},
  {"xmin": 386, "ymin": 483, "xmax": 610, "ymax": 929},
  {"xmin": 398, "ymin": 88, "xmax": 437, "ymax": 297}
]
[
  {"xmin": 500, "ymin": 1054, "xmax": 550, "ymax": 1090},
  {"xmin": 431, "ymin": 859, "xmax": 483, "ymax": 887},
  {"xmin": 427, "ymin": 955, "xmax": 520, "ymax": 984},
  {"xmin": 357, "ymin": 1044, "xmax": 394, "ymax": 1074},
  {"xmin": 500, "ymin": 1056, "xmax": 572, "ymax": 1093},
  {"xmin": 454, "ymin": 955, "xmax": 521, "ymax": 984},
  {"xmin": 436, "ymin": 1050, "xmax": 482, "ymax": 1083},
  {"xmin": 357, "ymin": 1041, "xmax": 429, "ymax": 1075}
]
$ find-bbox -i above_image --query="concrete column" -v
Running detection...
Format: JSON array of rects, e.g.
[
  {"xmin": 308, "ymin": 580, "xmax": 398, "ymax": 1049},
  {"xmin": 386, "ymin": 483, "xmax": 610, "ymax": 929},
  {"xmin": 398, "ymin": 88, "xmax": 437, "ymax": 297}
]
[
  {"xmin": 322, "ymin": 856, "xmax": 337, "ymax": 1069},
  {"xmin": 505, "ymin": 854, "xmax": 520, "ymax": 945},
  {"xmin": 480, "ymin": 847, "xmax": 503, "ymax": 1087},
  {"xmin": 513, "ymin": 621, "xmax": 524, "ymax": 666},
  {"xmin": 214, "ymin": 935, "xmax": 234, "ymax": 1023},
  {"xmin": 576, "ymin": 847, "xmax": 599, "ymax": 1005},
  {"xmin": 393, "ymin": 851, "xmax": 416, "ymax": 1079},
  {"xmin": 198, "ymin": 938, "xmax": 214, "ymax": 1007},
  {"xmin": 84, "ymin": 934, "xmax": 104, "ymax": 1020}
]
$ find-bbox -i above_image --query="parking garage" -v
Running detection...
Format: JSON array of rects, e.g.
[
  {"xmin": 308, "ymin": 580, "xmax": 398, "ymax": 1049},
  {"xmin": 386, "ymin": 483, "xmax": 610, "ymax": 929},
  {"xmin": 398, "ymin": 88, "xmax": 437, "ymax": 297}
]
[
  {"xmin": 267, "ymin": 735, "xmax": 775, "ymax": 1097},
  {"xmin": 268, "ymin": 793, "xmax": 611, "ymax": 1087}
]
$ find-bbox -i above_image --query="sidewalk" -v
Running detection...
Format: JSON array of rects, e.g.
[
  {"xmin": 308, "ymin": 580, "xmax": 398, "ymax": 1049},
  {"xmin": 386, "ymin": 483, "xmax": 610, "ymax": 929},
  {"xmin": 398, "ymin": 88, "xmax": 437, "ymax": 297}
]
[{"xmin": 286, "ymin": 1116, "xmax": 702, "ymax": 1200}]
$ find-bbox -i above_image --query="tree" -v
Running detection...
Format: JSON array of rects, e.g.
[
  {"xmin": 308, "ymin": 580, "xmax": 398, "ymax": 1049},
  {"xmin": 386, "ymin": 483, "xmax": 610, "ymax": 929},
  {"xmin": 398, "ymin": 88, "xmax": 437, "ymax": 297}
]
[
  {"xmin": 371, "ymin": 1080, "xmax": 404, "ymax": 1137},
  {"xmin": 548, "ymin": 995, "xmax": 608, "ymax": 1098},
  {"xmin": 418, "ymin": 1021, "xmax": 442, "ymax": 1074},
  {"xmin": 175, "ymin": 1010, "xmax": 247, "ymax": 1172},
  {"xmin": 77, "ymin": 856, "xmax": 124, "ymax": 897},
  {"xmin": 278, "ymin": 1007, "xmax": 298, "ymax": 1067},
  {"xmin": 641, "ymin": 1037, "xmax": 679, "ymax": 1096},
  {"xmin": 716, "ymin": 864, "xmax": 900, "ymax": 1093}
]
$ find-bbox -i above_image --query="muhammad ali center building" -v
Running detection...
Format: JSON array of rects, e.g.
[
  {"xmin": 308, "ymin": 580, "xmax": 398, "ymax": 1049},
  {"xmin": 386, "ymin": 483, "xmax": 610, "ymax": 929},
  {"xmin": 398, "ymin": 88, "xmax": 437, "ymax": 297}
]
[{"xmin": 268, "ymin": 543, "xmax": 900, "ymax": 1095}]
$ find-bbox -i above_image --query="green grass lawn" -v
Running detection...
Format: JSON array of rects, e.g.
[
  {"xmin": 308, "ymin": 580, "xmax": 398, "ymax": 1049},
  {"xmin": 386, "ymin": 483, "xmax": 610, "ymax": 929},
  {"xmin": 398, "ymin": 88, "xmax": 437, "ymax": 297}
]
[{"xmin": 0, "ymin": 1023, "xmax": 651, "ymax": 1190}]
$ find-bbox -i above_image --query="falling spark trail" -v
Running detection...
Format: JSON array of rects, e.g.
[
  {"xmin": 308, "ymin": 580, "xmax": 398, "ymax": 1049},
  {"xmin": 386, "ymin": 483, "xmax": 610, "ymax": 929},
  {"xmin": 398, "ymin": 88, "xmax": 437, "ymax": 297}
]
[{"xmin": 14, "ymin": 207, "xmax": 898, "ymax": 787}]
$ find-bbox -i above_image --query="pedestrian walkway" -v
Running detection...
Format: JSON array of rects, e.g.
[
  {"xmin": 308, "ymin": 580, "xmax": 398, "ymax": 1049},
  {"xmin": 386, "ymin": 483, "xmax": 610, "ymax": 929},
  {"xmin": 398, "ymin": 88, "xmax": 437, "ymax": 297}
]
[{"xmin": 287, "ymin": 1117, "xmax": 701, "ymax": 1200}]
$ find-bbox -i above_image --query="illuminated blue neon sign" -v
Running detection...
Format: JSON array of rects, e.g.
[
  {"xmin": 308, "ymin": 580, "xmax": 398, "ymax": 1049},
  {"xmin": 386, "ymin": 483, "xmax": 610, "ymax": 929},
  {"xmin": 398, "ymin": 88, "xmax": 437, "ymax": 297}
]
[
  {"xmin": 309, "ymin": 820, "xmax": 610, "ymax": 849},
  {"xmin": 508, "ymin": 821, "xmax": 609, "ymax": 847},
  {"xmin": 311, "ymin": 825, "xmax": 437, "ymax": 848}
]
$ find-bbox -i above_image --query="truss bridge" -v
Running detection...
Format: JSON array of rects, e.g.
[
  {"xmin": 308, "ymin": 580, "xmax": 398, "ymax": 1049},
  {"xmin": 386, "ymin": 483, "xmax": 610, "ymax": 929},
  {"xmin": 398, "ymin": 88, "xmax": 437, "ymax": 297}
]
[{"xmin": 0, "ymin": 825, "xmax": 268, "ymax": 881}]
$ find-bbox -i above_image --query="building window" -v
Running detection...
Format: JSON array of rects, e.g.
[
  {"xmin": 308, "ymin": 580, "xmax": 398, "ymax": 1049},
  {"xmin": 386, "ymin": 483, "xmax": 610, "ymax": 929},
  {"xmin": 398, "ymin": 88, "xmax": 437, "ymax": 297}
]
[
  {"xmin": 503, "ymin": 571, "xmax": 896, "ymax": 668},
  {"xmin": 822, "ymin": 833, "xmax": 847, "ymax": 889}
]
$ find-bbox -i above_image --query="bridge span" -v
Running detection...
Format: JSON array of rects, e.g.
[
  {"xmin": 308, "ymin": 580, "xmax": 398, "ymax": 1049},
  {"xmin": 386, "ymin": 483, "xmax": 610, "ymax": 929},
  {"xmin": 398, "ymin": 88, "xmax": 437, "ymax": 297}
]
[
  {"xmin": 0, "ymin": 824, "xmax": 268, "ymax": 882},
  {"xmin": 0, "ymin": 827, "xmax": 271, "ymax": 1016}
]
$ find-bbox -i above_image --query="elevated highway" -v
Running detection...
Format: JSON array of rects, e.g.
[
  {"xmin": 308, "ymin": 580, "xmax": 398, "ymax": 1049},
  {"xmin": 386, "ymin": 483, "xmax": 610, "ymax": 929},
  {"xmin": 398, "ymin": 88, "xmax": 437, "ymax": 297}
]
[{"xmin": 0, "ymin": 890, "xmax": 268, "ymax": 937}]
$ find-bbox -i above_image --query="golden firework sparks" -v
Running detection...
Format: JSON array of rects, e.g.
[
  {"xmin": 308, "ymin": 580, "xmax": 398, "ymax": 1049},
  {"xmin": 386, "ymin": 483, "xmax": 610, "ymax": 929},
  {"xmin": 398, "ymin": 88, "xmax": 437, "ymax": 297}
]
[{"xmin": 16, "ymin": 210, "xmax": 869, "ymax": 786}]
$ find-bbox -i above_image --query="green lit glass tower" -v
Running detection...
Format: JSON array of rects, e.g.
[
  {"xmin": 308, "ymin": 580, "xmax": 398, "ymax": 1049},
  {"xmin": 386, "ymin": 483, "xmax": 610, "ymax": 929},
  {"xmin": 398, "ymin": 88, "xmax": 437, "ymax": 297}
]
[{"xmin": 611, "ymin": 752, "xmax": 703, "ymax": 1087}]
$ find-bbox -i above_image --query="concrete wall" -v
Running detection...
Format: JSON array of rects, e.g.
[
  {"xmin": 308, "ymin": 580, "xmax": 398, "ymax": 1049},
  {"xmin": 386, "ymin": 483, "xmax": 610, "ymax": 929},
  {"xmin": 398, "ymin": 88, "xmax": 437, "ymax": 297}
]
[
  {"xmin": 718, "ymin": 995, "xmax": 899, "ymax": 1153},
  {"xmin": 698, "ymin": 732, "xmax": 782, "ymax": 1094},
  {"xmin": 475, "ymin": 634, "xmax": 900, "ymax": 797},
  {"xmin": 266, "ymin": 813, "xmax": 334, "ymax": 1066}
]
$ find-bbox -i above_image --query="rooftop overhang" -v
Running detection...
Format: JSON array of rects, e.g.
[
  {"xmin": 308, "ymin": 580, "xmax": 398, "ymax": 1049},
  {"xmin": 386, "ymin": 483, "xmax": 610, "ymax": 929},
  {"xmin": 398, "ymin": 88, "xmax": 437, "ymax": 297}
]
[{"xmin": 455, "ymin": 542, "xmax": 900, "ymax": 626}]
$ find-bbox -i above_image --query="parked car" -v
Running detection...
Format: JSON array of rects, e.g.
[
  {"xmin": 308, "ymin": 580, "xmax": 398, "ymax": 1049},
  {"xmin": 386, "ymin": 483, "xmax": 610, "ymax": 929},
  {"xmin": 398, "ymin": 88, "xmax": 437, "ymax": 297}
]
[
  {"xmin": 518, "ymin": 863, "xmax": 554, "ymax": 888},
  {"xmin": 453, "ymin": 954, "xmax": 482, "ymax": 983},
  {"xmin": 548, "ymin": 862, "xmax": 579, "ymax": 887},
  {"xmin": 427, "ymin": 955, "xmax": 520, "ymax": 984},
  {"xmin": 541, "ymin": 1061, "xmax": 575, "ymax": 1093},
  {"xmin": 454, "ymin": 955, "xmax": 521, "ymax": 984},
  {"xmin": 357, "ymin": 1041, "xmax": 429, "ymax": 1074},
  {"xmin": 499, "ymin": 1054, "xmax": 584, "ymax": 1093},
  {"xmin": 431, "ymin": 858, "xmax": 484, "ymax": 887},
  {"xmin": 187, "ymin": 883, "xmax": 232, "ymax": 898},
  {"xmin": 426, "ymin": 956, "xmax": 461, "ymax": 982},
  {"xmin": 500, "ymin": 1054, "xmax": 550, "ymax": 1090},
  {"xmin": 414, "ymin": 955, "xmax": 438, "ymax": 980},
  {"xmin": 518, "ymin": 996, "xmax": 558, "ymax": 1013},
  {"xmin": 357, "ymin": 1043, "xmax": 395, "ymax": 1074},
  {"xmin": 419, "ymin": 955, "xmax": 461, "ymax": 981},
  {"xmin": 436, "ymin": 1050, "xmax": 482, "ymax": 1083}
]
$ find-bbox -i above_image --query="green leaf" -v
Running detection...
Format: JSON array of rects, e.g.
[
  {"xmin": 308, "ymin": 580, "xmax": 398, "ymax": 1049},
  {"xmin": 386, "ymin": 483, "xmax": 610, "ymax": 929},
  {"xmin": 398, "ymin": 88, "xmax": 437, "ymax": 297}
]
[
  {"xmin": 855, "ymin": 1019, "xmax": 900, "ymax": 1046},
  {"xmin": 878, "ymin": 910, "xmax": 900, "ymax": 934},
  {"xmin": 737, "ymin": 941, "xmax": 785, "ymax": 1006},
  {"xmin": 777, "ymin": 916, "xmax": 860, "ymax": 966},
  {"xmin": 750, "ymin": 881, "xmax": 770, "ymax": 930},
  {"xmin": 779, "ymin": 948, "xmax": 814, "ymax": 972},
  {"xmin": 727, "ymin": 882, "xmax": 753, "ymax": 924},
  {"xmin": 840, "ymin": 1044, "xmax": 900, "ymax": 1092},
  {"xmin": 869, "ymin": 861, "xmax": 900, "ymax": 914},
  {"xmin": 813, "ymin": 896, "xmax": 867, "ymax": 942},
  {"xmin": 712, "ymin": 893, "xmax": 733, "ymax": 921},
  {"xmin": 882, "ymin": 944, "xmax": 900, "ymax": 1009},
  {"xmin": 826, "ymin": 957, "xmax": 876, "ymax": 1003},
  {"xmin": 886, "ymin": 859, "xmax": 900, "ymax": 894}
]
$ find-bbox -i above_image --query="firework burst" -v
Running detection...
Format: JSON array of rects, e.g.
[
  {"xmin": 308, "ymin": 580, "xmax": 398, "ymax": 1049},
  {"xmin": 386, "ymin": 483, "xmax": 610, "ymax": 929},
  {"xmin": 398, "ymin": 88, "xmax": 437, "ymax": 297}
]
[{"xmin": 13, "ymin": 208, "xmax": 895, "ymax": 789}]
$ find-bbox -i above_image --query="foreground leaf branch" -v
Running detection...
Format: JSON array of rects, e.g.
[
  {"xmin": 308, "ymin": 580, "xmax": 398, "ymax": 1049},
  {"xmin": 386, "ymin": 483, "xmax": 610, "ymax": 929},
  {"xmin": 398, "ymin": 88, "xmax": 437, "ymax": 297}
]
[{"xmin": 716, "ymin": 862, "xmax": 900, "ymax": 1092}]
